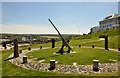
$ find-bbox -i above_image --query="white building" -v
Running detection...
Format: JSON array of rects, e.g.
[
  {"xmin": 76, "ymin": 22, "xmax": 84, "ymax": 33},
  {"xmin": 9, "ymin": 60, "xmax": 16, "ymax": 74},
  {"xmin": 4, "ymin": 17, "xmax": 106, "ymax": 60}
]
[
  {"xmin": 22, "ymin": 37, "xmax": 27, "ymax": 41},
  {"xmin": 99, "ymin": 14, "xmax": 120, "ymax": 30},
  {"xmin": 90, "ymin": 26, "xmax": 100, "ymax": 33},
  {"xmin": 90, "ymin": 14, "xmax": 120, "ymax": 33}
]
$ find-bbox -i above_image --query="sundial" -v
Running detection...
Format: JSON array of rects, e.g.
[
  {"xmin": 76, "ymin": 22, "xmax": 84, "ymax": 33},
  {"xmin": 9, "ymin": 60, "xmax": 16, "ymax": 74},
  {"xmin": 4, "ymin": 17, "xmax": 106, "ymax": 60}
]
[{"xmin": 48, "ymin": 19, "xmax": 73, "ymax": 55}]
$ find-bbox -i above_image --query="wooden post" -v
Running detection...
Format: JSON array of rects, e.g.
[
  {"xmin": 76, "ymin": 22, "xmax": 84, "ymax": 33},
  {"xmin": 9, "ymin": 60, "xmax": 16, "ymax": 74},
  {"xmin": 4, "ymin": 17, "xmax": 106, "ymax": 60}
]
[
  {"xmin": 14, "ymin": 39, "xmax": 19, "ymax": 57},
  {"xmin": 105, "ymin": 36, "xmax": 108, "ymax": 50},
  {"xmin": 51, "ymin": 38, "xmax": 55, "ymax": 48}
]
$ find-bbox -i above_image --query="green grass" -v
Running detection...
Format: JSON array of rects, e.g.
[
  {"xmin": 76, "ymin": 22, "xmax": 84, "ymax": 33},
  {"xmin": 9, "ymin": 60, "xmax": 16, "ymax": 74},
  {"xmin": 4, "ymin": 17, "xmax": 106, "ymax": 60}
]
[
  {"xmin": 19, "ymin": 41, "xmax": 62, "ymax": 50},
  {"xmin": 80, "ymin": 28, "xmax": 119, "ymax": 39},
  {"xmin": 70, "ymin": 28, "xmax": 119, "ymax": 49},
  {"xmin": 26, "ymin": 47, "xmax": 118, "ymax": 65},
  {"xmin": 71, "ymin": 36, "xmax": 118, "ymax": 49},
  {"xmin": 2, "ymin": 28, "xmax": 120, "ymax": 76}
]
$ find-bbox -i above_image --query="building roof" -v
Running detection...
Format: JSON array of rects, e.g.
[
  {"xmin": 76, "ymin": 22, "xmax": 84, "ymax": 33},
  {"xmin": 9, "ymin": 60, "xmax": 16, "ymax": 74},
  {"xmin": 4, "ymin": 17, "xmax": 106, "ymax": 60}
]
[
  {"xmin": 91, "ymin": 26, "xmax": 100, "ymax": 29},
  {"xmin": 100, "ymin": 14, "xmax": 120, "ymax": 21}
]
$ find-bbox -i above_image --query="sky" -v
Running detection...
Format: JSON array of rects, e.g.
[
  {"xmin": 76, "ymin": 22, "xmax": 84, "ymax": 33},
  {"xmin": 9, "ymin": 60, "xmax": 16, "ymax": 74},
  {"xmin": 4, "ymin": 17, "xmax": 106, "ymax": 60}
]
[
  {"xmin": 1, "ymin": 0, "xmax": 120, "ymax": 2},
  {"xmin": 2, "ymin": 2, "xmax": 118, "ymax": 34}
]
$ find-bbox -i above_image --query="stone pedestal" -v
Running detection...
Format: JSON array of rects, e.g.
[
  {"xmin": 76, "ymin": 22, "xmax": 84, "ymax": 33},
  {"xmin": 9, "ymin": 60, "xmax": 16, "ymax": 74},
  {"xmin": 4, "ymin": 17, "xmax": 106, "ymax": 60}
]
[
  {"xmin": 92, "ymin": 45, "xmax": 95, "ymax": 48},
  {"xmin": 28, "ymin": 47, "xmax": 31, "ymax": 51},
  {"xmin": 93, "ymin": 60, "xmax": 99, "ymax": 71},
  {"xmin": 49, "ymin": 60, "xmax": 55, "ymax": 70},
  {"xmin": 23, "ymin": 56, "xmax": 27, "ymax": 63},
  {"xmin": 14, "ymin": 39, "xmax": 19, "ymax": 57}
]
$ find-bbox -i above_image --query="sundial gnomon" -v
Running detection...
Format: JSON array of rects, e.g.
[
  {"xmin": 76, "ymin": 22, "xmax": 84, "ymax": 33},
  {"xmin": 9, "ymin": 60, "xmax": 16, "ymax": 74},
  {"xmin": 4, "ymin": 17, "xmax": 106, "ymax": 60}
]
[{"xmin": 48, "ymin": 19, "xmax": 73, "ymax": 55}]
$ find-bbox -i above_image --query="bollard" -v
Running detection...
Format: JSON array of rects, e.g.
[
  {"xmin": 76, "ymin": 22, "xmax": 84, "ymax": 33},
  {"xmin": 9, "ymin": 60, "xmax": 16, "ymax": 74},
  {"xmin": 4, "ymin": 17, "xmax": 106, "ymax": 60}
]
[
  {"xmin": 79, "ymin": 44, "xmax": 81, "ymax": 48},
  {"xmin": 92, "ymin": 45, "xmax": 95, "ymax": 48},
  {"xmin": 28, "ymin": 47, "xmax": 31, "ymax": 51},
  {"xmin": 49, "ymin": 60, "xmax": 55, "ymax": 70},
  {"xmin": 40, "ymin": 46, "xmax": 42, "ymax": 49},
  {"xmin": 19, "ymin": 50, "xmax": 22, "ymax": 53},
  {"xmin": 93, "ymin": 60, "xmax": 99, "ymax": 71},
  {"xmin": 118, "ymin": 48, "xmax": 120, "ymax": 51},
  {"xmin": 3, "ymin": 43, "xmax": 7, "ymax": 49},
  {"xmin": 23, "ymin": 56, "xmax": 27, "ymax": 63}
]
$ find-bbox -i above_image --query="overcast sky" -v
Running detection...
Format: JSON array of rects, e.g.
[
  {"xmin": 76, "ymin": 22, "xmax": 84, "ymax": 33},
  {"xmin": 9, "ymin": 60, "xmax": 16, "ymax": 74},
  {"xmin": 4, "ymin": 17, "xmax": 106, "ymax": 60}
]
[{"xmin": 2, "ymin": 2, "xmax": 118, "ymax": 34}]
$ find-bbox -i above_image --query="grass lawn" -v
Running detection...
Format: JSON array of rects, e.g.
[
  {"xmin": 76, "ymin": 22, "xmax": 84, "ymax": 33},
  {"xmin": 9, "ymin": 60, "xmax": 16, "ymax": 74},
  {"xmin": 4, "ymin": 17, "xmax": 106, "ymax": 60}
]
[
  {"xmin": 1, "ymin": 28, "xmax": 120, "ymax": 76},
  {"xmin": 19, "ymin": 41, "xmax": 62, "ymax": 50},
  {"xmin": 70, "ymin": 28, "xmax": 119, "ymax": 49},
  {"xmin": 26, "ymin": 47, "xmax": 118, "ymax": 65},
  {"xmin": 70, "ymin": 36, "xmax": 118, "ymax": 49}
]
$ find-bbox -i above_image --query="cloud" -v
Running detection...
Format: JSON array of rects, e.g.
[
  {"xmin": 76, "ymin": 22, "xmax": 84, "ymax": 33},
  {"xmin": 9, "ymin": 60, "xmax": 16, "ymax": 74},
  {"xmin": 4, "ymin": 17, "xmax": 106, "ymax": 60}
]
[{"xmin": 2, "ymin": 23, "xmax": 56, "ymax": 34}]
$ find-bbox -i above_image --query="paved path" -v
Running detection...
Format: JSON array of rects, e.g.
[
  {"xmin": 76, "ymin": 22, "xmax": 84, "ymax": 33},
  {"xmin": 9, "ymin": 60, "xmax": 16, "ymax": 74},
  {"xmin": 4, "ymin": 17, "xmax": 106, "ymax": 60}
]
[
  {"xmin": 81, "ymin": 46, "xmax": 119, "ymax": 52},
  {"xmin": 80, "ymin": 39, "xmax": 104, "ymax": 44},
  {"xmin": 8, "ymin": 46, "xmax": 120, "ymax": 75},
  {"xmin": 0, "ymin": 44, "xmax": 31, "ymax": 51}
]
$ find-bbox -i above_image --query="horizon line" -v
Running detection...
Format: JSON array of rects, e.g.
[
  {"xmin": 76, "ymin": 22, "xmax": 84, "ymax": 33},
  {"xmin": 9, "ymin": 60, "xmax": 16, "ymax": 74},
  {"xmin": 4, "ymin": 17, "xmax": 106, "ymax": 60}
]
[{"xmin": 0, "ymin": 32, "xmax": 82, "ymax": 35}]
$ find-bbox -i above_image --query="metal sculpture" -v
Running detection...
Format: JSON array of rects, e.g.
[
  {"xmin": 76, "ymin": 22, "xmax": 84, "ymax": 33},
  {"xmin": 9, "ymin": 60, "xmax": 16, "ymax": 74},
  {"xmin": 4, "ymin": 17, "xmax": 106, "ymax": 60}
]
[{"xmin": 48, "ymin": 19, "xmax": 73, "ymax": 54}]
